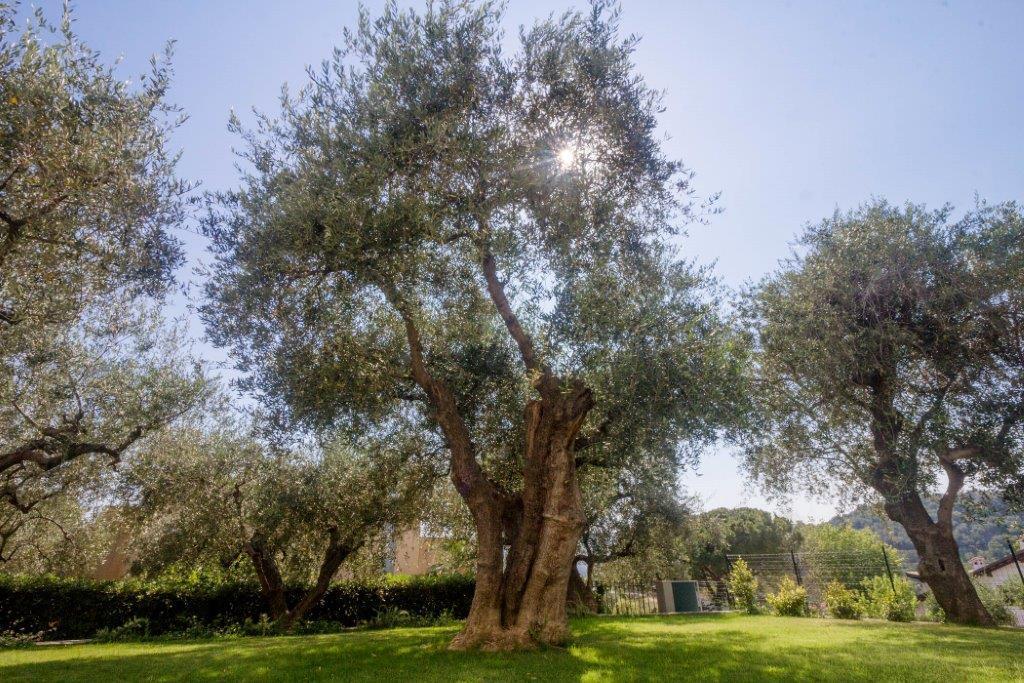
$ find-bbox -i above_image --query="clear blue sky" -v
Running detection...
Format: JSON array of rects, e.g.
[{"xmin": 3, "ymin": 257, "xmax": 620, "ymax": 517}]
[{"xmin": 26, "ymin": 1, "xmax": 1024, "ymax": 520}]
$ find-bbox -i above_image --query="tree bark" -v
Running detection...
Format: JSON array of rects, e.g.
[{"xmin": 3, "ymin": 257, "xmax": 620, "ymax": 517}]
[
  {"xmin": 566, "ymin": 560, "xmax": 599, "ymax": 614},
  {"xmin": 383, "ymin": 249, "xmax": 596, "ymax": 649},
  {"xmin": 245, "ymin": 530, "xmax": 356, "ymax": 631},
  {"xmin": 244, "ymin": 536, "xmax": 289, "ymax": 621},
  {"xmin": 450, "ymin": 383, "xmax": 593, "ymax": 650},
  {"xmin": 883, "ymin": 490, "xmax": 994, "ymax": 626},
  {"xmin": 865, "ymin": 377, "xmax": 994, "ymax": 626}
]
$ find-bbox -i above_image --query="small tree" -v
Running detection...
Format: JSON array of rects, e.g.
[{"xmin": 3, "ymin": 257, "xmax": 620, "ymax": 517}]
[
  {"xmin": 798, "ymin": 523, "xmax": 899, "ymax": 587},
  {"xmin": 571, "ymin": 457, "xmax": 691, "ymax": 611},
  {"xmin": 861, "ymin": 576, "xmax": 916, "ymax": 622},
  {"xmin": 824, "ymin": 581, "xmax": 863, "ymax": 620},
  {"xmin": 687, "ymin": 507, "xmax": 799, "ymax": 580},
  {"xmin": 744, "ymin": 200, "xmax": 1024, "ymax": 625},
  {"xmin": 123, "ymin": 422, "xmax": 439, "ymax": 630},
  {"xmin": 766, "ymin": 576, "xmax": 808, "ymax": 617},
  {"xmin": 727, "ymin": 558, "xmax": 760, "ymax": 614}
]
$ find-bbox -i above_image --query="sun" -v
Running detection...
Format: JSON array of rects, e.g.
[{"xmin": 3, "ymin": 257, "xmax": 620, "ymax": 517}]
[{"xmin": 556, "ymin": 145, "xmax": 577, "ymax": 170}]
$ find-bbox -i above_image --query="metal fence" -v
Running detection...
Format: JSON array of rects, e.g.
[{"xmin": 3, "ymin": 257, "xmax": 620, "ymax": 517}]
[
  {"xmin": 594, "ymin": 579, "xmax": 732, "ymax": 615},
  {"xmin": 727, "ymin": 548, "xmax": 902, "ymax": 605}
]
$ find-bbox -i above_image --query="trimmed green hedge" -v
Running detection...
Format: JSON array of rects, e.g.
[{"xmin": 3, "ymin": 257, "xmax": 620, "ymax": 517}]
[{"xmin": 0, "ymin": 573, "xmax": 474, "ymax": 639}]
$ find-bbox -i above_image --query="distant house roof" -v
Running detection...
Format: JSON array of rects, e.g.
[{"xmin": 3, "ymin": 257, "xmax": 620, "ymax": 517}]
[{"xmin": 970, "ymin": 548, "xmax": 1024, "ymax": 577}]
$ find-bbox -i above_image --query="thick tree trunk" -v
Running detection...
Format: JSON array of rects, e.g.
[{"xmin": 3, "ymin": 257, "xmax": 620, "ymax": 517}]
[
  {"xmin": 450, "ymin": 383, "xmax": 593, "ymax": 650},
  {"xmin": 884, "ymin": 493, "xmax": 994, "ymax": 626},
  {"xmin": 566, "ymin": 561, "xmax": 599, "ymax": 614}
]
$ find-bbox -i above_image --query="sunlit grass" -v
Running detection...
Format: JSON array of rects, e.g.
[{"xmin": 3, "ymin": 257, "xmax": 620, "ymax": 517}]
[{"xmin": 1, "ymin": 614, "xmax": 1022, "ymax": 682}]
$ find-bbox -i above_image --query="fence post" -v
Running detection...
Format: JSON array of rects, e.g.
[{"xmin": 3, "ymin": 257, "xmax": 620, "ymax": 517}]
[
  {"xmin": 882, "ymin": 545, "xmax": 897, "ymax": 595},
  {"xmin": 790, "ymin": 549, "xmax": 803, "ymax": 585},
  {"xmin": 1008, "ymin": 539, "xmax": 1024, "ymax": 589}
]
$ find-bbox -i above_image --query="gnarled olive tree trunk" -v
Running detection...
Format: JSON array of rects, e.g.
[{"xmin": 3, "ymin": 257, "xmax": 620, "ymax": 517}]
[
  {"xmin": 244, "ymin": 528, "xmax": 355, "ymax": 631},
  {"xmin": 881, "ymin": 461, "xmax": 994, "ymax": 626},
  {"xmin": 566, "ymin": 561, "xmax": 599, "ymax": 615},
  {"xmin": 451, "ymin": 383, "xmax": 593, "ymax": 650}
]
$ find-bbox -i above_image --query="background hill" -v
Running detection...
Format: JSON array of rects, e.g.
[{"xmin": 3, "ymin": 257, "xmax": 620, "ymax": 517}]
[{"xmin": 831, "ymin": 493, "xmax": 1024, "ymax": 564}]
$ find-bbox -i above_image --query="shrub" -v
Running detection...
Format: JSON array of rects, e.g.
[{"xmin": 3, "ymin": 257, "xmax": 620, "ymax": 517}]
[
  {"xmin": 94, "ymin": 617, "xmax": 152, "ymax": 643},
  {"xmin": 727, "ymin": 559, "xmax": 760, "ymax": 614},
  {"xmin": 0, "ymin": 573, "xmax": 475, "ymax": 639},
  {"xmin": 824, "ymin": 581, "xmax": 863, "ymax": 620},
  {"xmin": 765, "ymin": 576, "xmax": 808, "ymax": 617},
  {"xmin": 1000, "ymin": 580, "xmax": 1024, "ymax": 609},
  {"xmin": 860, "ymin": 575, "xmax": 916, "ymax": 622}
]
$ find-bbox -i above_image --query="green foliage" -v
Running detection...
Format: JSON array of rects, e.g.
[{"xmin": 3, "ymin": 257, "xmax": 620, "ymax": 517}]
[
  {"xmin": 202, "ymin": 2, "xmax": 749, "ymax": 622},
  {"xmin": 765, "ymin": 576, "xmax": 808, "ymax": 617},
  {"xmin": 1, "ymin": 1, "xmax": 207, "ymax": 531},
  {"xmin": 744, "ymin": 199, "xmax": 1024, "ymax": 508},
  {"xmin": 727, "ymin": 558, "xmax": 760, "ymax": 614},
  {"xmin": 687, "ymin": 508, "xmax": 798, "ymax": 580},
  {"xmin": 832, "ymin": 495, "xmax": 1024, "ymax": 563},
  {"xmin": 824, "ymin": 581, "xmax": 864, "ymax": 620},
  {"xmin": 799, "ymin": 523, "xmax": 900, "ymax": 586},
  {"xmin": 1001, "ymin": 580, "xmax": 1024, "ymax": 608},
  {"xmin": 860, "ymin": 576, "xmax": 916, "ymax": 622},
  {"xmin": 94, "ymin": 617, "xmax": 152, "ymax": 643},
  {"xmin": 0, "ymin": 573, "xmax": 474, "ymax": 639},
  {"xmin": 974, "ymin": 582, "xmax": 1012, "ymax": 625}
]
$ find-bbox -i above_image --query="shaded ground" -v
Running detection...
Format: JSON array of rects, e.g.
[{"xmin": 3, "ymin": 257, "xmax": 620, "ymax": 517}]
[{"xmin": 2, "ymin": 614, "xmax": 1022, "ymax": 682}]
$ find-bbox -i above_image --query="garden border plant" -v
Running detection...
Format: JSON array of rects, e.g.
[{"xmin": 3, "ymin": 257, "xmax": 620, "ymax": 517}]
[{"xmin": 0, "ymin": 573, "xmax": 474, "ymax": 640}]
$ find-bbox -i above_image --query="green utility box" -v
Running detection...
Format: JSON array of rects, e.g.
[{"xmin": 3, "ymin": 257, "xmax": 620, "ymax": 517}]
[{"xmin": 655, "ymin": 580, "xmax": 702, "ymax": 614}]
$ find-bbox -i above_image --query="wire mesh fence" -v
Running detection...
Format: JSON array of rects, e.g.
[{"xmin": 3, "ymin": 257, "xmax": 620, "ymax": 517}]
[{"xmin": 727, "ymin": 548, "xmax": 902, "ymax": 607}]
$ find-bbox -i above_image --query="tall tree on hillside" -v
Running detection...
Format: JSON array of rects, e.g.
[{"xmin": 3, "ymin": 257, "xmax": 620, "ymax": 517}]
[
  {"xmin": 743, "ymin": 200, "xmax": 1024, "ymax": 625},
  {"xmin": 0, "ymin": 4, "xmax": 205, "ymax": 499},
  {"xmin": 204, "ymin": 1, "xmax": 745, "ymax": 649}
]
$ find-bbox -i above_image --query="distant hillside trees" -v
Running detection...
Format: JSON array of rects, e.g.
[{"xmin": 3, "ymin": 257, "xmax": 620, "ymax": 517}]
[{"xmin": 833, "ymin": 493, "xmax": 1024, "ymax": 563}]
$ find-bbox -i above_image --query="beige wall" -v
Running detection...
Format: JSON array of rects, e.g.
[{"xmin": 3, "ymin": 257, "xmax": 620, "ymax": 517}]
[{"xmin": 391, "ymin": 525, "xmax": 441, "ymax": 575}]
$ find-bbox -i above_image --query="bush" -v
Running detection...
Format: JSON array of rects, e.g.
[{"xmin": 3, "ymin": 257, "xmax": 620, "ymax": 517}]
[
  {"xmin": 94, "ymin": 617, "xmax": 152, "ymax": 643},
  {"xmin": 1001, "ymin": 580, "xmax": 1024, "ymax": 609},
  {"xmin": 0, "ymin": 573, "xmax": 475, "ymax": 639},
  {"xmin": 766, "ymin": 576, "xmax": 808, "ymax": 617},
  {"xmin": 727, "ymin": 559, "xmax": 760, "ymax": 614},
  {"xmin": 824, "ymin": 581, "xmax": 863, "ymax": 620},
  {"xmin": 860, "ymin": 575, "xmax": 916, "ymax": 622}
]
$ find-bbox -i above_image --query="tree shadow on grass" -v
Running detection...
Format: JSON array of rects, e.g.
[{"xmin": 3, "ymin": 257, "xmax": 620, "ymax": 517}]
[{"xmin": 2, "ymin": 616, "xmax": 1023, "ymax": 682}]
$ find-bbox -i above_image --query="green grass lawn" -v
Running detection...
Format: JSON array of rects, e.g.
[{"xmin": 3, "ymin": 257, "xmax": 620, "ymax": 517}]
[{"xmin": 2, "ymin": 614, "xmax": 1022, "ymax": 682}]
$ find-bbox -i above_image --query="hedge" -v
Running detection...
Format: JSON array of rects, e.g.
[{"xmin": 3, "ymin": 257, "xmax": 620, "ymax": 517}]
[{"xmin": 0, "ymin": 573, "xmax": 475, "ymax": 639}]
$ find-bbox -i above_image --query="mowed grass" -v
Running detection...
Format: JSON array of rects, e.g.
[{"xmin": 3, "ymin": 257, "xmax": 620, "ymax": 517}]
[{"xmin": 2, "ymin": 614, "xmax": 1023, "ymax": 682}]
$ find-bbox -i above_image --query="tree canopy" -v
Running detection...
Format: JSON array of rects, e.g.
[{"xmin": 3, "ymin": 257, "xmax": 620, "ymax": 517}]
[
  {"xmin": 204, "ymin": 0, "xmax": 746, "ymax": 648},
  {"xmin": 0, "ymin": 4, "xmax": 206, "ymax": 510},
  {"xmin": 743, "ymin": 199, "xmax": 1024, "ymax": 625}
]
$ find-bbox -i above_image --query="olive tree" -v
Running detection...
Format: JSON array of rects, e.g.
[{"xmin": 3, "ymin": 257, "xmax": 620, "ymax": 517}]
[
  {"xmin": 0, "ymin": 4, "xmax": 203, "ymax": 498},
  {"xmin": 743, "ymin": 200, "xmax": 1024, "ymax": 625},
  {"xmin": 570, "ymin": 454, "xmax": 690, "ymax": 610},
  {"xmin": 122, "ymin": 423, "xmax": 439, "ymax": 630},
  {"xmin": 204, "ymin": 1, "xmax": 745, "ymax": 648}
]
